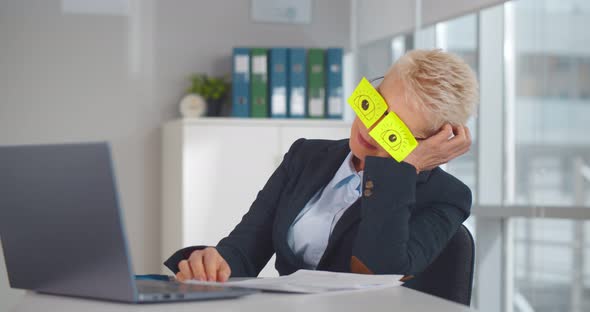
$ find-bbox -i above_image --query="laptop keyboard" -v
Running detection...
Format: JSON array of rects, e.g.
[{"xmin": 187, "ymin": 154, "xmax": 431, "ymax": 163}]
[{"xmin": 136, "ymin": 279, "xmax": 229, "ymax": 294}]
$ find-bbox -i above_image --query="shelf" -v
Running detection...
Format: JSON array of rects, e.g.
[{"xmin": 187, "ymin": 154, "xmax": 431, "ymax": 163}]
[{"xmin": 166, "ymin": 117, "xmax": 353, "ymax": 128}]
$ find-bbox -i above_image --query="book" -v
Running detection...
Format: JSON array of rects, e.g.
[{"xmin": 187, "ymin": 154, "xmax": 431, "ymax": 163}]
[
  {"xmin": 269, "ymin": 48, "xmax": 288, "ymax": 118},
  {"xmin": 288, "ymin": 48, "xmax": 307, "ymax": 118},
  {"xmin": 250, "ymin": 48, "xmax": 269, "ymax": 118},
  {"xmin": 232, "ymin": 47, "xmax": 250, "ymax": 117},
  {"xmin": 326, "ymin": 48, "xmax": 344, "ymax": 119},
  {"xmin": 307, "ymin": 48, "xmax": 326, "ymax": 118}
]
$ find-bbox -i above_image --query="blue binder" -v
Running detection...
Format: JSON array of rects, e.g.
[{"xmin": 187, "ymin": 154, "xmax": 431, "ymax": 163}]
[
  {"xmin": 232, "ymin": 47, "xmax": 250, "ymax": 117},
  {"xmin": 326, "ymin": 48, "xmax": 344, "ymax": 119},
  {"xmin": 287, "ymin": 48, "xmax": 307, "ymax": 118},
  {"xmin": 269, "ymin": 48, "xmax": 288, "ymax": 118}
]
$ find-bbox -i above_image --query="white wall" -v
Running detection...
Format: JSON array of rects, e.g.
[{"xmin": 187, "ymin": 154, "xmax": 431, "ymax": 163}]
[
  {"xmin": 356, "ymin": 0, "xmax": 415, "ymax": 45},
  {"xmin": 0, "ymin": 0, "xmax": 350, "ymax": 309},
  {"xmin": 421, "ymin": 0, "xmax": 508, "ymax": 26}
]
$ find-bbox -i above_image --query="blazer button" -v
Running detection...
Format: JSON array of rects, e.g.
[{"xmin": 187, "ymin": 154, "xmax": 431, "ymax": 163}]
[
  {"xmin": 364, "ymin": 189, "xmax": 373, "ymax": 197},
  {"xmin": 365, "ymin": 180, "xmax": 374, "ymax": 189}
]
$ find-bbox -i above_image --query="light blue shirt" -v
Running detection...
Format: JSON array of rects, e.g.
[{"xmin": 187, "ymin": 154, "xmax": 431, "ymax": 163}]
[{"xmin": 287, "ymin": 152, "xmax": 363, "ymax": 269}]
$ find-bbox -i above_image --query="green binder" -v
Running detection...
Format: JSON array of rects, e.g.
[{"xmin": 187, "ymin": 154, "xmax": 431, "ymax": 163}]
[
  {"xmin": 250, "ymin": 48, "xmax": 269, "ymax": 118},
  {"xmin": 307, "ymin": 49, "xmax": 326, "ymax": 118}
]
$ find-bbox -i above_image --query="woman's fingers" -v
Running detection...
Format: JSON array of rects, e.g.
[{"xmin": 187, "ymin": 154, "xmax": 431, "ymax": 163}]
[
  {"xmin": 218, "ymin": 260, "xmax": 231, "ymax": 282},
  {"xmin": 189, "ymin": 252, "xmax": 206, "ymax": 281},
  {"xmin": 203, "ymin": 250, "xmax": 219, "ymax": 282},
  {"xmin": 446, "ymin": 125, "xmax": 471, "ymax": 154},
  {"xmin": 429, "ymin": 124, "xmax": 453, "ymax": 144},
  {"xmin": 449, "ymin": 125, "xmax": 466, "ymax": 144},
  {"xmin": 405, "ymin": 124, "xmax": 473, "ymax": 172},
  {"xmin": 177, "ymin": 259, "xmax": 193, "ymax": 281},
  {"xmin": 176, "ymin": 247, "xmax": 230, "ymax": 283},
  {"xmin": 453, "ymin": 125, "xmax": 466, "ymax": 140}
]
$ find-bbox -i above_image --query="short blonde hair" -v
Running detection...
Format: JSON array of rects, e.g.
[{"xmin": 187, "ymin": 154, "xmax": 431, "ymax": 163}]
[{"xmin": 389, "ymin": 49, "xmax": 478, "ymax": 131}]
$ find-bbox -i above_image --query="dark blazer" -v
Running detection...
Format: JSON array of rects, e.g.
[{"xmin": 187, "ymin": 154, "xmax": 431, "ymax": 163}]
[{"xmin": 164, "ymin": 138, "xmax": 471, "ymax": 280}]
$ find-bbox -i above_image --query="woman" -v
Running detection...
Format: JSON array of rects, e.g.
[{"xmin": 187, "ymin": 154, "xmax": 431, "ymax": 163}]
[{"xmin": 165, "ymin": 49, "xmax": 478, "ymax": 283}]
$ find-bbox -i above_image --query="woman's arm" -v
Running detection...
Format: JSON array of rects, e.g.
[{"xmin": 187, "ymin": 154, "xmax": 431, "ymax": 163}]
[
  {"xmin": 164, "ymin": 138, "xmax": 306, "ymax": 277},
  {"xmin": 351, "ymin": 156, "xmax": 471, "ymax": 276}
]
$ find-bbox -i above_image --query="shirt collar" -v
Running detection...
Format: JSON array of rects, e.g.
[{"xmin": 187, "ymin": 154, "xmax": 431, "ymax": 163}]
[{"xmin": 332, "ymin": 152, "xmax": 363, "ymax": 188}]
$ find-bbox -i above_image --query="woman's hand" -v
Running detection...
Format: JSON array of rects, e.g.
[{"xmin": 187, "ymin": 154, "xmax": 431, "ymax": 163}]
[
  {"xmin": 403, "ymin": 124, "xmax": 472, "ymax": 173},
  {"xmin": 175, "ymin": 247, "xmax": 231, "ymax": 283}
]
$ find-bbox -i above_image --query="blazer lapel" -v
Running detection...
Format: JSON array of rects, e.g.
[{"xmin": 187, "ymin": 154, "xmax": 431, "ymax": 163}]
[
  {"xmin": 316, "ymin": 198, "xmax": 362, "ymax": 268},
  {"xmin": 275, "ymin": 140, "xmax": 350, "ymax": 265}
]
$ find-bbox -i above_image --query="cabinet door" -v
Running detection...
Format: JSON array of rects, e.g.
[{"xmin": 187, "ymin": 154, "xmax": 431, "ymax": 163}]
[
  {"xmin": 183, "ymin": 124, "xmax": 279, "ymax": 276},
  {"xmin": 279, "ymin": 124, "xmax": 352, "ymax": 156}
]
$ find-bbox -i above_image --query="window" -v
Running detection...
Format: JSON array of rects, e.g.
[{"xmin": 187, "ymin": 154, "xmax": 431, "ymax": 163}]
[
  {"xmin": 357, "ymin": 2, "xmax": 590, "ymax": 309},
  {"xmin": 508, "ymin": 0, "xmax": 590, "ymax": 207},
  {"xmin": 507, "ymin": 0, "xmax": 590, "ymax": 310}
]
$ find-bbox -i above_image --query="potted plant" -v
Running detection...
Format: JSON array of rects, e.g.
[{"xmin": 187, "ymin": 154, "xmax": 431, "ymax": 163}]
[{"xmin": 187, "ymin": 74, "xmax": 230, "ymax": 117}]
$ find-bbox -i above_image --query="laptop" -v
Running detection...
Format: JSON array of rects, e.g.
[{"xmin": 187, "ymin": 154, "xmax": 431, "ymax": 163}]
[{"xmin": 0, "ymin": 142, "xmax": 257, "ymax": 303}]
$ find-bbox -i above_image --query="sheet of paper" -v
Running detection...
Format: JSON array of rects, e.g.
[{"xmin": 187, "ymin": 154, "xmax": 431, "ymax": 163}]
[{"xmin": 184, "ymin": 270, "xmax": 403, "ymax": 294}]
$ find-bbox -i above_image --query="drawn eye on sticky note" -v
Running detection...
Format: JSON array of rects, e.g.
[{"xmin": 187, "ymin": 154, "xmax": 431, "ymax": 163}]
[
  {"xmin": 347, "ymin": 78, "xmax": 388, "ymax": 128},
  {"xmin": 369, "ymin": 112, "xmax": 418, "ymax": 162}
]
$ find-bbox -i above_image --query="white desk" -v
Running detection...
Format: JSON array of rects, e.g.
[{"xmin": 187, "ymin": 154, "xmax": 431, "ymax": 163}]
[{"xmin": 11, "ymin": 287, "xmax": 477, "ymax": 312}]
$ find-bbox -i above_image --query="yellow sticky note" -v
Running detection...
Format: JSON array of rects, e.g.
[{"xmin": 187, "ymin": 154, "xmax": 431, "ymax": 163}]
[
  {"xmin": 369, "ymin": 112, "xmax": 418, "ymax": 162},
  {"xmin": 347, "ymin": 77, "xmax": 389, "ymax": 128}
]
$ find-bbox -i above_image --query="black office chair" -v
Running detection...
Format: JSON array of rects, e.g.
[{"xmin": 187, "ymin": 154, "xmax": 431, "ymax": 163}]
[{"xmin": 403, "ymin": 225, "xmax": 475, "ymax": 306}]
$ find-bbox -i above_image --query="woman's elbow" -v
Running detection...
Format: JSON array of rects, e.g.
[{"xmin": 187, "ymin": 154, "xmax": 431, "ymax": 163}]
[{"xmin": 351, "ymin": 250, "xmax": 424, "ymax": 275}]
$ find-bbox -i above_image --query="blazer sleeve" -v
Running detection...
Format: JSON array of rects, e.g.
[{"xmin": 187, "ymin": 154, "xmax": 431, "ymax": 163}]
[
  {"xmin": 163, "ymin": 138, "xmax": 306, "ymax": 277},
  {"xmin": 351, "ymin": 156, "xmax": 472, "ymax": 276}
]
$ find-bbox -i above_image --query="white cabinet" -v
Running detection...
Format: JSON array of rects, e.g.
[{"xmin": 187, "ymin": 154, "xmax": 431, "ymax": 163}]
[{"xmin": 161, "ymin": 118, "xmax": 351, "ymax": 276}]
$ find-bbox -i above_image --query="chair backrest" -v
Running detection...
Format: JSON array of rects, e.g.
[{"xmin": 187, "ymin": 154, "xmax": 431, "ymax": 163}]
[{"xmin": 403, "ymin": 225, "xmax": 475, "ymax": 306}]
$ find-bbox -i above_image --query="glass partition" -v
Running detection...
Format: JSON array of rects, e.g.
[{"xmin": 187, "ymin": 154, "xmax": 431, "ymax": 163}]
[{"xmin": 507, "ymin": 0, "xmax": 590, "ymax": 311}]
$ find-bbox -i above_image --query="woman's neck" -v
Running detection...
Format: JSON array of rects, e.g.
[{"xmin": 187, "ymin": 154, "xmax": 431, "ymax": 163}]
[{"xmin": 352, "ymin": 155, "xmax": 364, "ymax": 172}]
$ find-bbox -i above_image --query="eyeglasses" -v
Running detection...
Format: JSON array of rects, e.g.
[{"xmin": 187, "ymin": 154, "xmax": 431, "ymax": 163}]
[
  {"xmin": 348, "ymin": 76, "xmax": 420, "ymax": 162},
  {"xmin": 369, "ymin": 76, "xmax": 385, "ymax": 85},
  {"xmin": 365, "ymin": 75, "xmax": 427, "ymax": 141}
]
